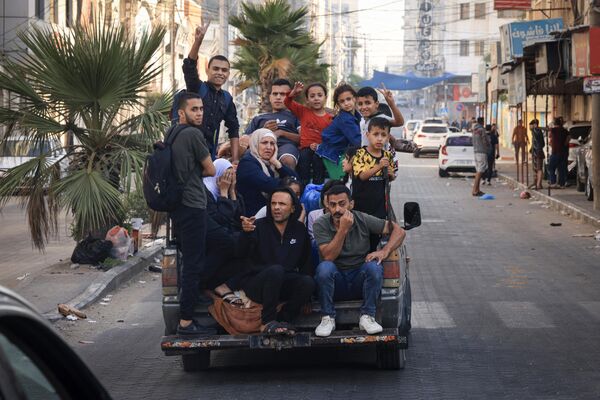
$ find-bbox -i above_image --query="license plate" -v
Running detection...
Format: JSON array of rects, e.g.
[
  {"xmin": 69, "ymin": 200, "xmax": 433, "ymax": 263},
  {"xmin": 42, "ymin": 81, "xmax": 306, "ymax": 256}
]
[{"xmin": 456, "ymin": 160, "xmax": 472, "ymax": 165}]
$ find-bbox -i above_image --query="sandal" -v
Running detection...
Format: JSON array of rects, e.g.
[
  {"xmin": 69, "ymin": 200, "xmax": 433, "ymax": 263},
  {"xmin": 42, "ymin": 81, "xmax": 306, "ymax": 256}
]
[
  {"xmin": 472, "ymin": 191, "xmax": 485, "ymax": 197},
  {"xmin": 261, "ymin": 321, "xmax": 295, "ymax": 336},
  {"xmin": 220, "ymin": 291, "xmax": 243, "ymax": 306}
]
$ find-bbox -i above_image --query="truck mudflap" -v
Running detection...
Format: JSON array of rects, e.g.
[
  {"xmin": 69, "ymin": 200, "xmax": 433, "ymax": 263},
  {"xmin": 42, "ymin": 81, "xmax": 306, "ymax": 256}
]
[{"xmin": 161, "ymin": 328, "xmax": 407, "ymax": 355}]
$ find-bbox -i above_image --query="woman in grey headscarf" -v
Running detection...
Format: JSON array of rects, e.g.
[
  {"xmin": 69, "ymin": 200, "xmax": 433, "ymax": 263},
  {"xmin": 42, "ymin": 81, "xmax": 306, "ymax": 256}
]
[{"xmin": 236, "ymin": 128, "xmax": 298, "ymax": 215}]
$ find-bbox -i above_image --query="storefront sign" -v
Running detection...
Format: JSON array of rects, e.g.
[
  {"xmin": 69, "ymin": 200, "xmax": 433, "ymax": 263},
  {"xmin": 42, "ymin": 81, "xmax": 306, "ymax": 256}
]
[
  {"xmin": 591, "ymin": 27, "xmax": 600, "ymax": 75},
  {"xmin": 499, "ymin": 18, "xmax": 563, "ymax": 61},
  {"xmin": 583, "ymin": 76, "xmax": 600, "ymax": 94},
  {"xmin": 572, "ymin": 31, "xmax": 590, "ymax": 77},
  {"xmin": 415, "ymin": 0, "xmax": 439, "ymax": 73},
  {"xmin": 494, "ymin": 0, "xmax": 531, "ymax": 10},
  {"xmin": 478, "ymin": 63, "xmax": 487, "ymax": 103}
]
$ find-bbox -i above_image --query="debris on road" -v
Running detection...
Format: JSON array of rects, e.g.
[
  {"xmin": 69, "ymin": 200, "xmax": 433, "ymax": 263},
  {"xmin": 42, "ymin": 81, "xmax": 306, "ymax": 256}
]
[
  {"xmin": 58, "ymin": 304, "xmax": 87, "ymax": 319},
  {"xmin": 16, "ymin": 273, "xmax": 30, "ymax": 281},
  {"xmin": 99, "ymin": 302, "xmax": 109, "ymax": 306},
  {"xmin": 138, "ymin": 280, "xmax": 146, "ymax": 284},
  {"xmin": 550, "ymin": 223, "xmax": 562, "ymax": 227},
  {"xmin": 148, "ymin": 265, "xmax": 162, "ymax": 273},
  {"xmin": 70, "ymin": 263, "xmax": 80, "ymax": 270},
  {"xmin": 66, "ymin": 314, "xmax": 78, "ymax": 321},
  {"xmin": 520, "ymin": 191, "xmax": 531, "ymax": 199},
  {"xmin": 595, "ymin": 231, "xmax": 600, "ymax": 241},
  {"xmin": 117, "ymin": 319, "xmax": 124, "ymax": 323},
  {"xmin": 479, "ymin": 194, "xmax": 495, "ymax": 200},
  {"xmin": 572, "ymin": 233, "xmax": 595, "ymax": 238},
  {"xmin": 79, "ymin": 340, "xmax": 94, "ymax": 344}
]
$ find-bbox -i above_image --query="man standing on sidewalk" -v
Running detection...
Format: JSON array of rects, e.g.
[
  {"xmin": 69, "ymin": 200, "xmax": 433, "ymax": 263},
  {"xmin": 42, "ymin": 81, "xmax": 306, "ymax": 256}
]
[
  {"xmin": 472, "ymin": 117, "xmax": 490, "ymax": 196},
  {"xmin": 530, "ymin": 119, "xmax": 545, "ymax": 190},
  {"xmin": 512, "ymin": 119, "xmax": 529, "ymax": 169},
  {"xmin": 182, "ymin": 22, "xmax": 240, "ymax": 162},
  {"xmin": 548, "ymin": 117, "xmax": 570, "ymax": 189},
  {"xmin": 169, "ymin": 92, "xmax": 217, "ymax": 335}
]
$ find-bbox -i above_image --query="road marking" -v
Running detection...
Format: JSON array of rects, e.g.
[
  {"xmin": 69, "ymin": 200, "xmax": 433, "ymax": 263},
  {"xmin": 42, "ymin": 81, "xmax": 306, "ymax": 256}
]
[
  {"xmin": 412, "ymin": 301, "xmax": 456, "ymax": 329},
  {"xmin": 396, "ymin": 164, "xmax": 437, "ymax": 168},
  {"xmin": 490, "ymin": 301, "xmax": 554, "ymax": 328},
  {"xmin": 578, "ymin": 302, "xmax": 600, "ymax": 320}
]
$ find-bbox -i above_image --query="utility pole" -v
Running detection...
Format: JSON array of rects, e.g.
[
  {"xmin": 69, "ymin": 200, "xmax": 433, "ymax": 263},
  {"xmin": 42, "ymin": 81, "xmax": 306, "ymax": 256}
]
[
  {"xmin": 219, "ymin": 0, "xmax": 228, "ymax": 58},
  {"xmin": 170, "ymin": 0, "xmax": 176, "ymax": 91},
  {"xmin": 592, "ymin": 0, "xmax": 600, "ymax": 210}
]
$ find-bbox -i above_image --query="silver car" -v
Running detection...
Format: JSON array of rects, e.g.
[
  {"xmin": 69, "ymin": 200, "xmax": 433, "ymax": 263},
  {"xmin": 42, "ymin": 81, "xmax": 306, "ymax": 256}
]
[{"xmin": 575, "ymin": 137, "xmax": 593, "ymax": 201}]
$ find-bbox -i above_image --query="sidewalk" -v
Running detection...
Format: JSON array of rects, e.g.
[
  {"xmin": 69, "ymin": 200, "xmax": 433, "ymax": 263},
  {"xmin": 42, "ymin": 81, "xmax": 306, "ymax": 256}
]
[
  {"xmin": 0, "ymin": 198, "xmax": 163, "ymax": 316},
  {"xmin": 495, "ymin": 146, "xmax": 600, "ymax": 228}
]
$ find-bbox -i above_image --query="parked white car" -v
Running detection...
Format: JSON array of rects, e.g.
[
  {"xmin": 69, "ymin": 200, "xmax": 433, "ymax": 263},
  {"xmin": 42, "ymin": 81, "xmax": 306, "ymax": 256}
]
[
  {"xmin": 438, "ymin": 133, "xmax": 476, "ymax": 177},
  {"xmin": 0, "ymin": 136, "xmax": 67, "ymax": 179},
  {"xmin": 402, "ymin": 119, "xmax": 422, "ymax": 140},
  {"xmin": 563, "ymin": 121, "xmax": 591, "ymax": 176},
  {"xmin": 413, "ymin": 124, "xmax": 449, "ymax": 157}
]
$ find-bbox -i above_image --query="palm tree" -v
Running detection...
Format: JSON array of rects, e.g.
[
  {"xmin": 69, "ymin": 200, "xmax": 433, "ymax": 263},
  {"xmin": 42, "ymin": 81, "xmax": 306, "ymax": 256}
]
[
  {"xmin": 0, "ymin": 22, "xmax": 171, "ymax": 250},
  {"xmin": 230, "ymin": 0, "xmax": 329, "ymax": 112}
]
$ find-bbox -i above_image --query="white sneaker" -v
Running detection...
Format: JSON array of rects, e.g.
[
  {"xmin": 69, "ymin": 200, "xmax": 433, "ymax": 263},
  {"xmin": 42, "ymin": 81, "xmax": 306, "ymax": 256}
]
[
  {"xmin": 359, "ymin": 314, "xmax": 383, "ymax": 334},
  {"xmin": 315, "ymin": 316, "xmax": 336, "ymax": 337}
]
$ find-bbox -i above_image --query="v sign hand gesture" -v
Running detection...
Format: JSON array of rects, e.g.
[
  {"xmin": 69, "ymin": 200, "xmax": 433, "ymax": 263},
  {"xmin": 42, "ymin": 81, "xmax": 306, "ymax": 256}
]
[
  {"xmin": 377, "ymin": 83, "xmax": 394, "ymax": 104},
  {"xmin": 195, "ymin": 20, "xmax": 211, "ymax": 41}
]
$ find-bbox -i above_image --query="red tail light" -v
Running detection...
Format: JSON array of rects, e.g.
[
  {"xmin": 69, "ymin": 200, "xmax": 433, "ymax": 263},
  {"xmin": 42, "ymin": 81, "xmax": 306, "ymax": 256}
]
[
  {"xmin": 568, "ymin": 143, "xmax": 578, "ymax": 148},
  {"xmin": 441, "ymin": 146, "xmax": 448, "ymax": 155},
  {"xmin": 416, "ymin": 134, "xmax": 426, "ymax": 138}
]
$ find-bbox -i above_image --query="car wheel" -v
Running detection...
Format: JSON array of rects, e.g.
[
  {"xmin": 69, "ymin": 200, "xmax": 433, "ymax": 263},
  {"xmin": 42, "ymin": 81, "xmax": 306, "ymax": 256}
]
[
  {"xmin": 376, "ymin": 343, "xmax": 406, "ymax": 370},
  {"xmin": 413, "ymin": 150, "xmax": 420, "ymax": 158},
  {"xmin": 182, "ymin": 351, "xmax": 211, "ymax": 372},
  {"xmin": 576, "ymin": 174, "xmax": 586, "ymax": 192},
  {"xmin": 586, "ymin": 176, "xmax": 594, "ymax": 201},
  {"xmin": 438, "ymin": 168, "xmax": 449, "ymax": 178}
]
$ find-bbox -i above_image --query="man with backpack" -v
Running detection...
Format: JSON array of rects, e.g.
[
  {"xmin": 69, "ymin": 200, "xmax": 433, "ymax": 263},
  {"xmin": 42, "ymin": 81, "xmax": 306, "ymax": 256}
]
[
  {"xmin": 168, "ymin": 92, "xmax": 217, "ymax": 335},
  {"xmin": 182, "ymin": 21, "xmax": 240, "ymax": 162}
]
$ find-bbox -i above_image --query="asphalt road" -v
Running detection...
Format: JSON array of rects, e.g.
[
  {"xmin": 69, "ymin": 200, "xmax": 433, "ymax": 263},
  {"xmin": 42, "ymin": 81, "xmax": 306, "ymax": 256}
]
[{"xmin": 55, "ymin": 153, "xmax": 600, "ymax": 399}]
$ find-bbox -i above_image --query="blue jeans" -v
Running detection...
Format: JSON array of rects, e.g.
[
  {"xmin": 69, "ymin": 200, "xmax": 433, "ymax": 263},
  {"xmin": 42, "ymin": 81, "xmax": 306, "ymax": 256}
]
[
  {"xmin": 548, "ymin": 153, "xmax": 567, "ymax": 186},
  {"xmin": 315, "ymin": 261, "xmax": 383, "ymax": 317}
]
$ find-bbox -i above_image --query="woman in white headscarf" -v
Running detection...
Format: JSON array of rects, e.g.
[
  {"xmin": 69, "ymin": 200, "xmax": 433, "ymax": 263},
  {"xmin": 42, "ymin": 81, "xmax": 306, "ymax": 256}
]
[
  {"xmin": 236, "ymin": 128, "xmax": 298, "ymax": 215},
  {"xmin": 203, "ymin": 158, "xmax": 247, "ymax": 304}
]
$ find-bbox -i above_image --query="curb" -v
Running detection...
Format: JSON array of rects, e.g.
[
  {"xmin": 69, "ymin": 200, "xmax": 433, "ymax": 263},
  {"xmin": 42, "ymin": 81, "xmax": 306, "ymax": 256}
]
[
  {"xmin": 499, "ymin": 173, "xmax": 600, "ymax": 229},
  {"xmin": 44, "ymin": 242, "xmax": 164, "ymax": 322}
]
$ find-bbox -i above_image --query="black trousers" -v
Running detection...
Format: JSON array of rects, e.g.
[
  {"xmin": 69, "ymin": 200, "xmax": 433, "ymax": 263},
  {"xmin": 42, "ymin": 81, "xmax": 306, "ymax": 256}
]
[
  {"xmin": 298, "ymin": 147, "xmax": 326, "ymax": 185},
  {"xmin": 170, "ymin": 205, "xmax": 207, "ymax": 321},
  {"xmin": 203, "ymin": 223, "xmax": 243, "ymax": 290},
  {"xmin": 242, "ymin": 265, "xmax": 315, "ymax": 324}
]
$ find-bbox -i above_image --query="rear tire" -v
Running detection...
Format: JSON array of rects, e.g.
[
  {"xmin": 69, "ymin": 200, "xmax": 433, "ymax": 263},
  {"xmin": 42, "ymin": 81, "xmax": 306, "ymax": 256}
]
[
  {"xmin": 376, "ymin": 343, "xmax": 406, "ymax": 370},
  {"xmin": 576, "ymin": 175, "xmax": 585, "ymax": 192},
  {"xmin": 182, "ymin": 351, "xmax": 211, "ymax": 372},
  {"xmin": 413, "ymin": 150, "xmax": 420, "ymax": 158},
  {"xmin": 586, "ymin": 176, "xmax": 594, "ymax": 201},
  {"xmin": 438, "ymin": 168, "xmax": 449, "ymax": 178}
]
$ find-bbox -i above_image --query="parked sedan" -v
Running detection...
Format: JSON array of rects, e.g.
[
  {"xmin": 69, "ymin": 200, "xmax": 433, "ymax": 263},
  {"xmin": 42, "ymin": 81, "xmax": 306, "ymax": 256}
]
[
  {"xmin": 402, "ymin": 119, "xmax": 422, "ymax": 140},
  {"xmin": 563, "ymin": 121, "xmax": 591, "ymax": 177},
  {"xmin": 413, "ymin": 124, "xmax": 449, "ymax": 157},
  {"xmin": 575, "ymin": 137, "xmax": 594, "ymax": 201},
  {"xmin": 0, "ymin": 285, "xmax": 111, "ymax": 399},
  {"xmin": 438, "ymin": 133, "xmax": 476, "ymax": 177}
]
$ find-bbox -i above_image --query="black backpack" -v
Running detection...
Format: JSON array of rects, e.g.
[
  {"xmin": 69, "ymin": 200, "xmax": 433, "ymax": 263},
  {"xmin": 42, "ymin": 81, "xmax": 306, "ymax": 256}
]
[{"xmin": 143, "ymin": 125, "xmax": 188, "ymax": 212}]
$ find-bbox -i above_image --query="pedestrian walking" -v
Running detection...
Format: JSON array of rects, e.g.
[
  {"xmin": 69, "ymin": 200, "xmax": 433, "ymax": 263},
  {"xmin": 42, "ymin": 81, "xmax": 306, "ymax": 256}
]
[
  {"xmin": 547, "ymin": 117, "xmax": 569, "ymax": 188},
  {"xmin": 511, "ymin": 119, "xmax": 529, "ymax": 171},
  {"xmin": 529, "ymin": 119, "xmax": 545, "ymax": 190},
  {"xmin": 484, "ymin": 124, "xmax": 499, "ymax": 185},
  {"xmin": 472, "ymin": 117, "xmax": 490, "ymax": 196}
]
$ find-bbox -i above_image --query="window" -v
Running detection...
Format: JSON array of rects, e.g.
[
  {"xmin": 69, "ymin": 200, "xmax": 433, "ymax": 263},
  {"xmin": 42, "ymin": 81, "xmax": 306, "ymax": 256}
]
[
  {"xmin": 421, "ymin": 126, "xmax": 448, "ymax": 134},
  {"xmin": 52, "ymin": 0, "xmax": 59, "ymax": 24},
  {"xmin": 474, "ymin": 3, "xmax": 486, "ymax": 19},
  {"xmin": 459, "ymin": 3, "xmax": 470, "ymax": 20},
  {"xmin": 460, "ymin": 40, "xmax": 470, "ymax": 57},
  {"xmin": 474, "ymin": 41, "xmax": 485, "ymax": 56},
  {"xmin": 447, "ymin": 136, "xmax": 473, "ymax": 146},
  {"xmin": 66, "ymin": 0, "xmax": 73, "ymax": 27},
  {"xmin": 35, "ymin": 0, "xmax": 46, "ymax": 19}
]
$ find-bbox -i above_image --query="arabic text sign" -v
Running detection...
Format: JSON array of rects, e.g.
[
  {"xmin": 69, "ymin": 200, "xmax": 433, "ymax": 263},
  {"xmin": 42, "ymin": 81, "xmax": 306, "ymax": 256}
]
[{"xmin": 501, "ymin": 18, "xmax": 563, "ymax": 60}]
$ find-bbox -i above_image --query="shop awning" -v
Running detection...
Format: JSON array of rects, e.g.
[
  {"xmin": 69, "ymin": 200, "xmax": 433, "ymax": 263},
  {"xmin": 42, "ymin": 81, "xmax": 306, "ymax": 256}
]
[{"xmin": 359, "ymin": 70, "xmax": 457, "ymax": 90}]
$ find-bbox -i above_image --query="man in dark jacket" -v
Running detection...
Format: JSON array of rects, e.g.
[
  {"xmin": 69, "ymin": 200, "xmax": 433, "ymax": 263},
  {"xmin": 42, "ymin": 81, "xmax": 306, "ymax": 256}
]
[
  {"xmin": 548, "ymin": 117, "xmax": 570, "ymax": 188},
  {"xmin": 232, "ymin": 187, "xmax": 315, "ymax": 334},
  {"xmin": 183, "ymin": 22, "xmax": 240, "ymax": 161}
]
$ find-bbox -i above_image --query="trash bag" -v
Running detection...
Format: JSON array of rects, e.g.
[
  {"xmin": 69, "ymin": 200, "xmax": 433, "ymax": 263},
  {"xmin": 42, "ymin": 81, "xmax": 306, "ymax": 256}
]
[
  {"xmin": 300, "ymin": 183, "xmax": 324, "ymax": 214},
  {"xmin": 105, "ymin": 226, "xmax": 133, "ymax": 261},
  {"xmin": 71, "ymin": 235, "xmax": 113, "ymax": 265}
]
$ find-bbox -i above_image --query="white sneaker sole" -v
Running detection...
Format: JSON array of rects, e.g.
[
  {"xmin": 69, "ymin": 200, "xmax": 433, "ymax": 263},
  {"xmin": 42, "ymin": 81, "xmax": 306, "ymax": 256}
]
[{"xmin": 359, "ymin": 323, "xmax": 383, "ymax": 335}]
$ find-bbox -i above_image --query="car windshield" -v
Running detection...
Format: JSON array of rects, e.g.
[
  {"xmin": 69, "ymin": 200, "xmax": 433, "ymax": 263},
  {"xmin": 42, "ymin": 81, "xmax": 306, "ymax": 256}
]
[
  {"xmin": 407, "ymin": 122, "xmax": 418, "ymax": 130},
  {"xmin": 424, "ymin": 119, "xmax": 443, "ymax": 124},
  {"xmin": 0, "ymin": 141, "xmax": 53, "ymax": 157},
  {"xmin": 422, "ymin": 126, "xmax": 448, "ymax": 134},
  {"xmin": 447, "ymin": 136, "xmax": 472, "ymax": 146}
]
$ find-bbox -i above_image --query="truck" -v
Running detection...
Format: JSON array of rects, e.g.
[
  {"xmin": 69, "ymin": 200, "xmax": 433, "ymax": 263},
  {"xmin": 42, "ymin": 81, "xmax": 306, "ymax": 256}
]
[{"xmin": 160, "ymin": 202, "xmax": 421, "ymax": 371}]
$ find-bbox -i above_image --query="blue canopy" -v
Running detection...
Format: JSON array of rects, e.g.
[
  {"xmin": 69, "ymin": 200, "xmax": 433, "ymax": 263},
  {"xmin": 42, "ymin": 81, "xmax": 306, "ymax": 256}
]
[{"xmin": 359, "ymin": 70, "xmax": 456, "ymax": 91}]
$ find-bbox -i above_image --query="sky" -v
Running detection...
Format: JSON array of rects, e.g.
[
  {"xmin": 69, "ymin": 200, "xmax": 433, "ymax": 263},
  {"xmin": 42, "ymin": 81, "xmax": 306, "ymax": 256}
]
[{"xmin": 357, "ymin": 0, "xmax": 406, "ymax": 76}]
